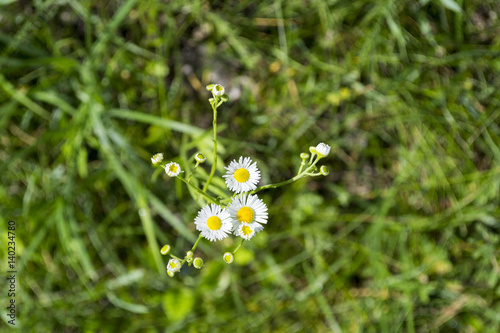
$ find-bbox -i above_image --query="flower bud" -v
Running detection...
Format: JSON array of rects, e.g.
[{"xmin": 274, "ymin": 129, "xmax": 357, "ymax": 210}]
[
  {"xmin": 300, "ymin": 153, "xmax": 310, "ymax": 160},
  {"xmin": 206, "ymin": 84, "xmax": 215, "ymax": 91},
  {"xmin": 167, "ymin": 270, "xmax": 175, "ymax": 277},
  {"xmin": 186, "ymin": 251, "xmax": 193, "ymax": 259},
  {"xmin": 309, "ymin": 146, "xmax": 317, "ymax": 154},
  {"xmin": 195, "ymin": 153, "xmax": 206, "ymax": 163},
  {"xmin": 220, "ymin": 94, "xmax": 229, "ymax": 102},
  {"xmin": 320, "ymin": 165, "xmax": 329, "ymax": 176},
  {"xmin": 160, "ymin": 245, "xmax": 171, "ymax": 255},
  {"xmin": 151, "ymin": 153, "xmax": 164, "ymax": 166},
  {"xmin": 212, "ymin": 84, "xmax": 225, "ymax": 96},
  {"xmin": 315, "ymin": 142, "xmax": 331, "ymax": 158},
  {"xmin": 223, "ymin": 252, "xmax": 234, "ymax": 264},
  {"xmin": 193, "ymin": 257, "xmax": 204, "ymax": 269}
]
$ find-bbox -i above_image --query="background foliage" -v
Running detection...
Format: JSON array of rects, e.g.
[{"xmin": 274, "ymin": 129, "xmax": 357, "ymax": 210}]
[{"xmin": 1, "ymin": 0, "xmax": 500, "ymax": 331}]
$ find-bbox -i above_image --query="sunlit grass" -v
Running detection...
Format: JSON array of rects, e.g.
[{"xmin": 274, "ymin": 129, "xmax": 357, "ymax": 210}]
[{"xmin": 1, "ymin": 0, "xmax": 500, "ymax": 331}]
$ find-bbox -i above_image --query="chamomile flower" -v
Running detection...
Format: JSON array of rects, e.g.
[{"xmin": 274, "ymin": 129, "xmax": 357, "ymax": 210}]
[
  {"xmin": 167, "ymin": 258, "xmax": 181, "ymax": 274},
  {"xmin": 165, "ymin": 162, "xmax": 181, "ymax": 177},
  {"xmin": 194, "ymin": 204, "xmax": 232, "ymax": 242},
  {"xmin": 315, "ymin": 142, "xmax": 331, "ymax": 157},
  {"xmin": 223, "ymin": 157, "xmax": 261, "ymax": 193},
  {"xmin": 151, "ymin": 153, "xmax": 164, "ymax": 165},
  {"xmin": 227, "ymin": 193, "xmax": 268, "ymax": 235},
  {"xmin": 237, "ymin": 223, "xmax": 258, "ymax": 240}
]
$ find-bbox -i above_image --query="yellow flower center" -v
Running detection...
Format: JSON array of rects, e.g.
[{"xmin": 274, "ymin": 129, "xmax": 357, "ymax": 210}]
[
  {"xmin": 241, "ymin": 225, "xmax": 253, "ymax": 236},
  {"xmin": 207, "ymin": 216, "xmax": 222, "ymax": 230},
  {"xmin": 169, "ymin": 262, "xmax": 178, "ymax": 269},
  {"xmin": 237, "ymin": 207, "xmax": 254, "ymax": 223},
  {"xmin": 234, "ymin": 168, "xmax": 250, "ymax": 183},
  {"xmin": 168, "ymin": 165, "xmax": 178, "ymax": 173}
]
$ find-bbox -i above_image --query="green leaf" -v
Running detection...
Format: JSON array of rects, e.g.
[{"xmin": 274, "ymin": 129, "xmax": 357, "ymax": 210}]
[
  {"xmin": 162, "ymin": 288, "xmax": 195, "ymax": 321},
  {"xmin": 439, "ymin": 0, "xmax": 462, "ymax": 13},
  {"xmin": 0, "ymin": 0, "xmax": 17, "ymax": 5}
]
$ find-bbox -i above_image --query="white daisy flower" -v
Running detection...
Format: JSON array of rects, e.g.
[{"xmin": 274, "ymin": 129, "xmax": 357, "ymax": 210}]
[
  {"xmin": 166, "ymin": 258, "xmax": 181, "ymax": 274},
  {"xmin": 227, "ymin": 193, "xmax": 268, "ymax": 235},
  {"xmin": 165, "ymin": 162, "xmax": 181, "ymax": 177},
  {"xmin": 194, "ymin": 204, "xmax": 232, "ymax": 242},
  {"xmin": 223, "ymin": 157, "xmax": 261, "ymax": 193},
  {"xmin": 212, "ymin": 84, "xmax": 225, "ymax": 96},
  {"xmin": 151, "ymin": 153, "xmax": 164, "ymax": 165},
  {"xmin": 237, "ymin": 223, "xmax": 258, "ymax": 240},
  {"xmin": 315, "ymin": 142, "xmax": 331, "ymax": 157}
]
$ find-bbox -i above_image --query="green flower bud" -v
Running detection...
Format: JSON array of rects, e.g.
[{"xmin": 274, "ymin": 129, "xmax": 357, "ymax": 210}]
[
  {"xmin": 160, "ymin": 245, "xmax": 171, "ymax": 255},
  {"xmin": 320, "ymin": 165, "xmax": 329, "ymax": 176},
  {"xmin": 186, "ymin": 251, "xmax": 193, "ymax": 259},
  {"xmin": 223, "ymin": 252, "xmax": 234, "ymax": 264},
  {"xmin": 300, "ymin": 153, "xmax": 310, "ymax": 159},
  {"xmin": 193, "ymin": 257, "xmax": 204, "ymax": 269},
  {"xmin": 167, "ymin": 270, "xmax": 175, "ymax": 277},
  {"xmin": 309, "ymin": 146, "xmax": 317, "ymax": 154},
  {"xmin": 195, "ymin": 153, "xmax": 206, "ymax": 163},
  {"xmin": 221, "ymin": 94, "xmax": 229, "ymax": 102},
  {"xmin": 206, "ymin": 84, "xmax": 215, "ymax": 91}
]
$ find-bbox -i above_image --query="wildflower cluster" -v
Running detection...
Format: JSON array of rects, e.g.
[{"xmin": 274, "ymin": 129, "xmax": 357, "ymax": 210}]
[{"xmin": 151, "ymin": 84, "xmax": 331, "ymax": 277}]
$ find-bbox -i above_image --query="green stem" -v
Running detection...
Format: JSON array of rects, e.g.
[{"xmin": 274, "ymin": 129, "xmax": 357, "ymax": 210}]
[
  {"xmin": 203, "ymin": 99, "xmax": 218, "ymax": 192},
  {"xmin": 297, "ymin": 161, "xmax": 306, "ymax": 175},
  {"xmin": 187, "ymin": 161, "xmax": 200, "ymax": 182},
  {"xmin": 178, "ymin": 175, "xmax": 219, "ymax": 204},
  {"xmin": 191, "ymin": 234, "xmax": 203, "ymax": 252},
  {"xmin": 250, "ymin": 173, "xmax": 306, "ymax": 194},
  {"xmin": 232, "ymin": 238, "xmax": 245, "ymax": 254}
]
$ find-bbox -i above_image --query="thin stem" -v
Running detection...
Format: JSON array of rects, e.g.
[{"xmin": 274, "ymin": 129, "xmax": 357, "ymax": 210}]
[
  {"xmin": 177, "ymin": 175, "xmax": 219, "ymax": 204},
  {"xmin": 191, "ymin": 234, "xmax": 203, "ymax": 252},
  {"xmin": 203, "ymin": 99, "xmax": 218, "ymax": 192},
  {"xmin": 297, "ymin": 161, "xmax": 306, "ymax": 175},
  {"xmin": 232, "ymin": 238, "xmax": 245, "ymax": 254},
  {"xmin": 250, "ymin": 173, "xmax": 305, "ymax": 194},
  {"xmin": 187, "ymin": 161, "xmax": 200, "ymax": 182}
]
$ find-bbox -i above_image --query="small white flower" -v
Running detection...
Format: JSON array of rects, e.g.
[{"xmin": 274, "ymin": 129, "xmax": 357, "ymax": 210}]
[
  {"xmin": 223, "ymin": 157, "xmax": 261, "ymax": 193},
  {"xmin": 227, "ymin": 193, "xmax": 268, "ymax": 235},
  {"xmin": 315, "ymin": 142, "xmax": 331, "ymax": 157},
  {"xmin": 151, "ymin": 153, "xmax": 164, "ymax": 165},
  {"xmin": 194, "ymin": 204, "xmax": 233, "ymax": 242},
  {"xmin": 237, "ymin": 223, "xmax": 258, "ymax": 240},
  {"xmin": 165, "ymin": 162, "xmax": 181, "ymax": 177},
  {"xmin": 167, "ymin": 258, "xmax": 181, "ymax": 274},
  {"xmin": 212, "ymin": 84, "xmax": 225, "ymax": 96}
]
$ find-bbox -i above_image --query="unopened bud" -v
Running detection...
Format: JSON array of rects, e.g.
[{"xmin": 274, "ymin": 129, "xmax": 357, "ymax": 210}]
[
  {"xmin": 315, "ymin": 142, "xmax": 331, "ymax": 158},
  {"xmin": 223, "ymin": 252, "xmax": 234, "ymax": 264},
  {"xmin": 160, "ymin": 245, "xmax": 171, "ymax": 255},
  {"xmin": 167, "ymin": 270, "xmax": 175, "ymax": 277},
  {"xmin": 320, "ymin": 165, "xmax": 329, "ymax": 176},
  {"xmin": 193, "ymin": 257, "xmax": 204, "ymax": 269},
  {"xmin": 300, "ymin": 153, "xmax": 310, "ymax": 160},
  {"xmin": 195, "ymin": 153, "xmax": 206, "ymax": 163},
  {"xmin": 151, "ymin": 153, "xmax": 164, "ymax": 166},
  {"xmin": 309, "ymin": 146, "xmax": 317, "ymax": 154}
]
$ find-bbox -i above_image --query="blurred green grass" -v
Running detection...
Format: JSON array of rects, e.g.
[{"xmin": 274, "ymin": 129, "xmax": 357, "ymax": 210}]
[{"xmin": 1, "ymin": 0, "xmax": 500, "ymax": 331}]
